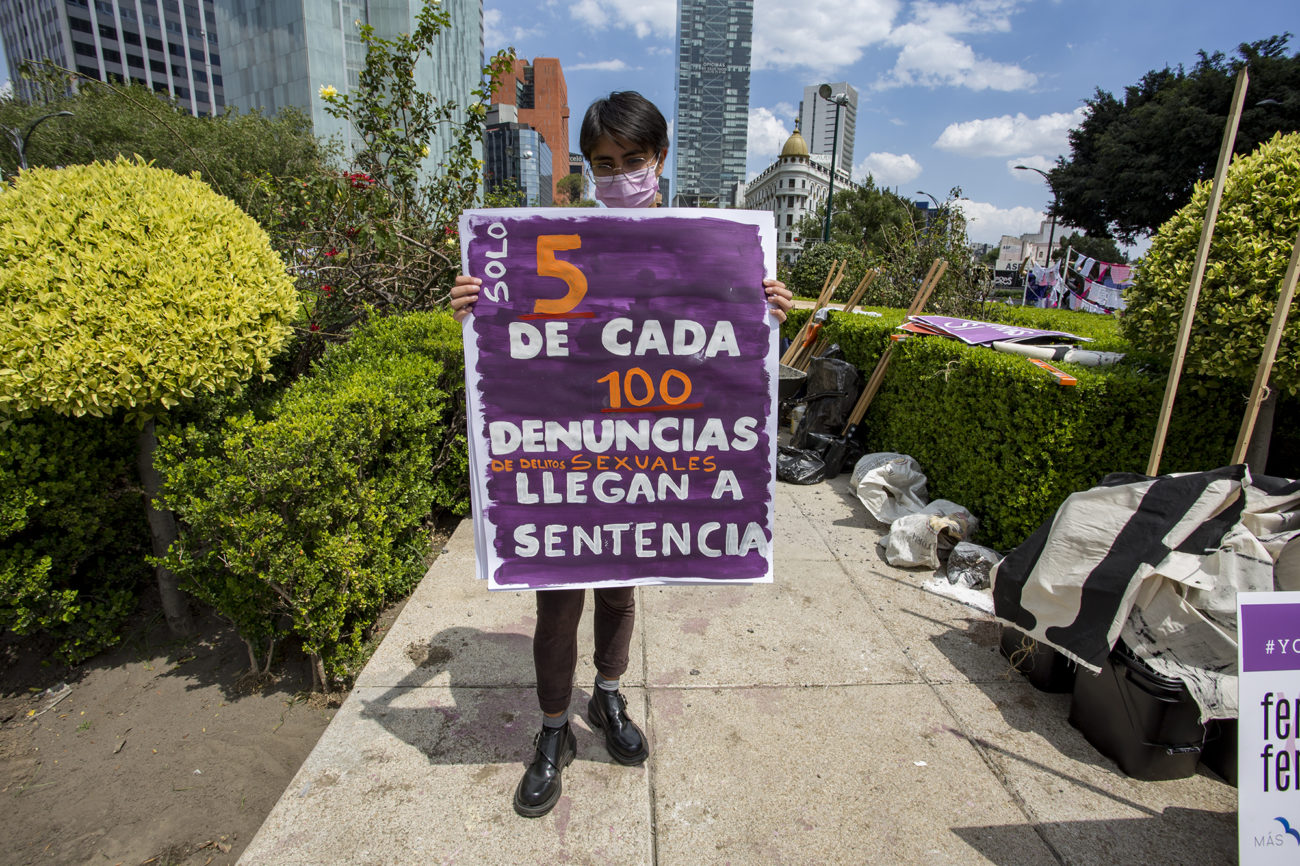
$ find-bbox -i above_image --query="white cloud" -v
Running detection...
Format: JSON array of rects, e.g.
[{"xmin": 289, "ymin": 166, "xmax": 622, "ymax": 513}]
[
  {"xmin": 1006, "ymin": 154, "xmax": 1054, "ymax": 176},
  {"xmin": 569, "ymin": 0, "xmax": 676, "ymax": 38},
  {"xmin": 748, "ymin": 106, "xmax": 796, "ymax": 164},
  {"xmin": 934, "ymin": 108, "xmax": 1084, "ymax": 157},
  {"xmin": 484, "ymin": 8, "xmax": 532, "ymax": 48},
  {"xmin": 752, "ymin": 0, "xmax": 899, "ymax": 73},
  {"xmin": 856, "ymin": 152, "xmax": 921, "ymax": 186},
  {"xmin": 568, "ymin": 59, "xmax": 631, "ymax": 72},
  {"xmin": 879, "ymin": 0, "xmax": 1036, "ymax": 92},
  {"xmin": 959, "ymin": 200, "xmax": 1047, "ymax": 245}
]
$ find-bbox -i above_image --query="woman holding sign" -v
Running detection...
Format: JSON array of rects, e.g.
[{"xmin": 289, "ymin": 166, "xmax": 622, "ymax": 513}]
[{"xmin": 452, "ymin": 91, "xmax": 793, "ymax": 819}]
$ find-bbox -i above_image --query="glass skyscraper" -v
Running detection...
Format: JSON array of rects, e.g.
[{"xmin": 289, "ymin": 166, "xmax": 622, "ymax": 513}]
[
  {"xmin": 0, "ymin": 0, "xmax": 224, "ymax": 116},
  {"xmin": 672, "ymin": 0, "xmax": 751, "ymax": 207},
  {"xmin": 214, "ymin": 0, "xmax": 482, "ymax": 163}
]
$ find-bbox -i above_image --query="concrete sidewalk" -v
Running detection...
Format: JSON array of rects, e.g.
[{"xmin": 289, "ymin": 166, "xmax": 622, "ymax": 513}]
[{"xmin": 239, "ymin": 475, "xmax": 1236, "ymax": 865}]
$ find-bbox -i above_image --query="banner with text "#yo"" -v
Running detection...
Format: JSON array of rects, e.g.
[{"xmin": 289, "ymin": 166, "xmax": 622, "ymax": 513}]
[
  {"xmin": 459, "ymin": 208, "xmax": 778, "ymax": 591},
  {"xmin": 1239, "ymin": 592, "xmax": 1300, "ymax": 864}
]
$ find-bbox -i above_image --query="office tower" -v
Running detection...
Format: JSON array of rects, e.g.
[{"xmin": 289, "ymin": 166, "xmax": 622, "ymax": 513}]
[
  {"xmin": 491, "ymin": 57, "xmax": 568, "ymax": 201},
  {"xmin": 673, "ymin": 0, "xmax": 751, "ymax": 207},
  {"xmin": 0, "ymin": 0, "xmax": 224, "ymax": 116},
  {"xmin": 483, "ymin": 103, "xmax": 552, "ymax": 206},
  {"xmin": 799, "ymin": 82, "xmax": 857, "ymax": 176},
  {"xmin": 215, "ymin": 0, "xmax": 482, "ymax": 162}
]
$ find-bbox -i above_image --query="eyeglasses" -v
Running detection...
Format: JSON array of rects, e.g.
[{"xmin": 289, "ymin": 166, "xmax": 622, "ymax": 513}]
[{"xmin": 588, "ymin": 156, "xmax": 657, "ymax": 178}]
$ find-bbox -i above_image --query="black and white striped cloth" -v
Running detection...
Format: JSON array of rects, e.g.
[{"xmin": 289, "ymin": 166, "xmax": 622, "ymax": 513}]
[{"xmin": 992, "ymin": 466, "xmax": 1300, "ymax": 720}]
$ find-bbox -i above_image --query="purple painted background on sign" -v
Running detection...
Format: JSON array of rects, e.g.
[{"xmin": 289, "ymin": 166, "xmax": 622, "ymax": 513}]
[
  {"xmin": 912, "ymin": 315, "xmax": 1084, "ymax": 345},
  {"xmin": 1241, "ymin": 603, "xmax": 1300, "ymax": 672},
  {"xmin": 465, "ymin": 212, "xmax": 773, "ymax": 589}
]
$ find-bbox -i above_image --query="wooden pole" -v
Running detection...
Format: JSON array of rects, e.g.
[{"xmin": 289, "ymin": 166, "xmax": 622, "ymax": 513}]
[
  {"xmin": 1231, "ymin": 225, "xmax": 1300, "ymax": 465},
  {"xmin": 781, "ymin": 260, "xmax": 843, "ymax": 365},
  {"xmin": 1147, "ymin": 67, "xmax": 1249, "ymax": 476},
  {"xmin": 787, "ymin": 261, "xmax": 848, "ymax": 370},
  {"xmin": 841, "ymin": 259, "xmax": 948, "ymax": 434}
]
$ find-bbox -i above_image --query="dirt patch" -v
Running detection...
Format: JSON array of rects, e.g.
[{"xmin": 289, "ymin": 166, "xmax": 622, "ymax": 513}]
[{"xmin": 0, "ymin": 517, "xmax": 447, "ymax": 866}]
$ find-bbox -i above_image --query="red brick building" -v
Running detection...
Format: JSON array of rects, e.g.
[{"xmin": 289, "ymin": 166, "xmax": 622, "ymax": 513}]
[{"xmin": 492, "ymin": 58, "xmax": 569, "ymax": 202}]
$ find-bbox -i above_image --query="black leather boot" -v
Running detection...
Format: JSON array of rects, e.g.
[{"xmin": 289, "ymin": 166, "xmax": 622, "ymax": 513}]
[
  {"xmin": 587, "ymin": 683, "xmax": 649, "ymax": 765},
  {"xmin": 513, "ymin": 723, "xmax": 577, "ymax": 818}
]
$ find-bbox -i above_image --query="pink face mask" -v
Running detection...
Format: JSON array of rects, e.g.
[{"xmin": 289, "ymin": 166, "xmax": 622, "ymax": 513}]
[{"xmin": 592, "ymin": 161, "xmax": 660, "ymax": 208}]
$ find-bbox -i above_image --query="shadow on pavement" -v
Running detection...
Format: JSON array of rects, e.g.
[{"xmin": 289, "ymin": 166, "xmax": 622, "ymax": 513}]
[{"xmin": 354, "ymin": 626, "xmax": 609, "ymax": 770}]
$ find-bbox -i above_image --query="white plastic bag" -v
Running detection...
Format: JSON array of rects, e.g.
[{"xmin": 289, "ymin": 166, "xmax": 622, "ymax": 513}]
[
  {"xmin": 880, "ymin": 500, "xmax": 978, "ymax": 568},
  {"xmin": 850, "ymin": 453, "xmax": 929, "ymax": 525}
]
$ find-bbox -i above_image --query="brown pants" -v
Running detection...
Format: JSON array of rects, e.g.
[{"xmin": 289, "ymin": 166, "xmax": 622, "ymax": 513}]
[{"xmin": 533, "ymin": 587, "xmax": 636, "ymax": 715}]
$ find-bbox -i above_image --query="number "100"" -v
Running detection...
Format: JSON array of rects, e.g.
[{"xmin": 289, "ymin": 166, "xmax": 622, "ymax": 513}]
[{"xmin": 597, "ymin": 367, "xmax": 693, "ymax": 409}]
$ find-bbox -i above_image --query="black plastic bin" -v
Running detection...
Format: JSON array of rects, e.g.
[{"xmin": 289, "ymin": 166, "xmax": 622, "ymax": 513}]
[
  {"xmin": 999, "ymin": 626, "xmax": 1076, "ymax": 693},
  {"xmin": 1200, "ymin": 718, "xmax": 1238, "ymax": 787},
  {"xmin": 1069, "ymin": 641, "xmax": 1205, "ymax": 781}
]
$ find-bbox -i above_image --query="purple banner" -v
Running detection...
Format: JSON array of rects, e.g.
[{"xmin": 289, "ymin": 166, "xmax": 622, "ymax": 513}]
[
  {"xmin": 1241, "ymin": 602, "xmax": 1300, "ymax": 673},
  {"xmin": 460, "ymin": 209, "xmax": 777, "ymax": 590},
  {"xmin": 910, "ymin": 315, "xmax": 1086, "ymax": 346}
]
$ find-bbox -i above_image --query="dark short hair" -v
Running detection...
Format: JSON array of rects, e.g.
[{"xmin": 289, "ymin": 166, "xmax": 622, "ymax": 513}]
[{"xmin": 579, "ymin": 91, "xmax": 669, "ymax": 159}]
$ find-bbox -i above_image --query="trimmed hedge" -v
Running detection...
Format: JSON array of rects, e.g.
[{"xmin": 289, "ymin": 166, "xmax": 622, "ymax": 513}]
[
  {"xmin": 1, "ymin": 413, "xmax": 147, "ymax": 662},
  {"xmin": 157, "ymin": 311, "xmax": 468, "ymax": 686},
  {"xmin": 796, "ymin": 308, "xmax": 1244, "ymax": 551}
]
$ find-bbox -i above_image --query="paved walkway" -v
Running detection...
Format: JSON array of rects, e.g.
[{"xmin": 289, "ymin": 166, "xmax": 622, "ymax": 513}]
[{"xmin": 239, "ymin": 474, "xmax": 1236, "ymax": 865}]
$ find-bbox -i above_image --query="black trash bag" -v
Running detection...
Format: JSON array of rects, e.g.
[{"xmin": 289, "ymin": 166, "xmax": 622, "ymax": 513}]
[
  {"xmin": 816, "ymin": 342, "xmax": 845, "ymax": 361},
  {"xmin": 791, "ymin": 356, "xmax": 860, "ymax": 450},
  {"xmin": 777, "ymin": 445, "xmax": 827, "ymax": 484},
  {"xmin": 800, "ymin": 430, "xmax": 851, "ymax": 479}
]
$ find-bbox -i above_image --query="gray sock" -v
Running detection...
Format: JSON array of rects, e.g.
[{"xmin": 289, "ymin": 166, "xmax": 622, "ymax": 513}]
[
  {"xmin": 542, "ymin": 712, "xmax": 568, "ymax": 729},
  {"xmin": 596, "ymin": 674, "xmax": 619, "ymax": 692}
]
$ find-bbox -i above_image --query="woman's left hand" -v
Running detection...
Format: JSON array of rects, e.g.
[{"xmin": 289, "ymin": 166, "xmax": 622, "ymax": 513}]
[{"xmin": 764, "ymin": 279, "xmax": 794, "ymax": 324}]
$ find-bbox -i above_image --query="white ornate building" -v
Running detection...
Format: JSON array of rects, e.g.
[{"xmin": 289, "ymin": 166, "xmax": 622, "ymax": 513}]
[{"xmin": 735, "ymin": 127, "xmax": 857, "ymax": 265}]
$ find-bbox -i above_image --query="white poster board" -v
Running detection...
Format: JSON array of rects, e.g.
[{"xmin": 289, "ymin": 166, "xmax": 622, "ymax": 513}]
[{"xmin": 1238, "ymin": 591, "xmax": 1300, "ymax": 862}]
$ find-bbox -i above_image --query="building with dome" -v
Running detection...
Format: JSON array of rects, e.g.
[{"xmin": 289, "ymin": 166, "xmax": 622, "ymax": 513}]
[{"xmin": 735, "ymin": 126, "xmax": 858, "ymax": 265}]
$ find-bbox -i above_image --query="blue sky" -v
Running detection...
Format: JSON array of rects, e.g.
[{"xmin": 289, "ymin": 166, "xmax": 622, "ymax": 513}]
[
  {"xmin": 486, "ymin": 0, "xmax": 1295, "ymax": 249},
  {"xmin": 2, "ymin": 1, "xmax": 1291, "ymax": 249}
]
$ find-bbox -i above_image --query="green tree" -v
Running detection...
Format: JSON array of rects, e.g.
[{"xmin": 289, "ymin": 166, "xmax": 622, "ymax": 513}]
[
  {"xmin": 796, "ymin": 177, "xmax": 918, "ymax": 255},
  {"xmin": 1122, "ymin": 131, "xmax": 1300, "ymax": 468},
  {"xmin": 0, "ymin": 68, "xmax": 325, "ymax": 217},
  {"xmin": 1054, "ymin": 231, "xmax": 1126, "ymax": 265},
  {"xmin": 788, "ymin": 241, "xmax": 871, "ymax": 303},
  {"xmin": 256, "ymin": 2, "xmax": 514, "ymax": 373},
  {"xmin": 869, "ymin": 189, "xmax": 991, "ymax": 317},
  {"xmin": 0, "ymin": 157, "xmax": 299, "ymax": 636},
  {"xmin": 1050, "ymin": 34, "xmax": 1300, "ymax": 244},
  {"xmin": 555, "ymin": 171, "xmax": 585, "ymax": 204}
]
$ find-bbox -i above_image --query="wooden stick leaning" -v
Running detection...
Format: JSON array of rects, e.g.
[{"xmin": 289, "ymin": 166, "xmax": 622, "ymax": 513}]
[
  {"xmin": 1231, "ymin": 225, "xmax": 1300, "ymax": 465},
  {"xmin": 785, "ymin": 261, "xmax": 848, "ymax": 370},
  {"xmin": 841, "ymin": 259, "xmax": 948, "ymax": 435},
  {"xmin": 1147, "ymin": 66, "xmax": 1250, "ymax": 476},
  {"xmin": 802, "ymin": 269, "xmax": 881, "ymax": 367},
  {"xmin": 780, "ymin": 259, "xmax": 843, "ymax": 366}
]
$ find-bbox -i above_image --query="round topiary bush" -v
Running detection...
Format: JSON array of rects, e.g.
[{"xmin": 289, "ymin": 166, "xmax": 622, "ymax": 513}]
[
  {"xmin": 0, "ymin": 156, "xmax": 298, "ymax": 417},
  {"xmin": 0, "ymin": 156, "xmax": 299, "ymax": 637},
  {"xmin": 1121, "ymin": 131, "xmax": 1300, "ymax": 398}
]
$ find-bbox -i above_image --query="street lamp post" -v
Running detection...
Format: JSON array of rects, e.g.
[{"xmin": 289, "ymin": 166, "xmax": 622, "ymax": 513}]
[
  {"xmin": 3, "ymin": 111, "xmax": 73, "ymax": 178},
  {"xmin": 1014, "ymin": 165, "xmax": 1058, "ymax": 266},
  {"xmin": 818, "ymin": 84, "xmax": 850, "ymax": 243},
  {"xmin": 916, "ymin": 190, "xmax": 941, "ymax": 209}
]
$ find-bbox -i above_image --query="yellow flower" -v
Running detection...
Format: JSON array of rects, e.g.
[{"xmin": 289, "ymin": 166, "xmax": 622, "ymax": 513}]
[
  {"xmin": 421, "ymin": 144, "xmax": 430, "ymax": 158},
  {"xmin": 319, "ymin": 84, "xmax": 338, "ymax": 99}
]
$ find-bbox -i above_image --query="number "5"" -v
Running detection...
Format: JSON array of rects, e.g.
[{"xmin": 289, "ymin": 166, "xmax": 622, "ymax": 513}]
[{"xmin": 534, "ymin": 234, "xmax": 587, "ymax": 315}]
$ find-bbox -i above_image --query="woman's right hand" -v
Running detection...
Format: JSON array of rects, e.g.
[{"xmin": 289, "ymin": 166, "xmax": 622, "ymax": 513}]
[{"xmin": 450, "ymin": 275, "xmax": 481, "ymax": 323}]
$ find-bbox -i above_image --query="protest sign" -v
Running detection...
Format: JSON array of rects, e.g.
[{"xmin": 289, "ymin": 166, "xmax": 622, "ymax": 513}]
[
  {"xmin": 1238, "ymin": 591, "xmax": 1300, "ymax": 864},
  {"xmin": 459, "ymin": 208, "xmax": 778, "ymax": 591}
]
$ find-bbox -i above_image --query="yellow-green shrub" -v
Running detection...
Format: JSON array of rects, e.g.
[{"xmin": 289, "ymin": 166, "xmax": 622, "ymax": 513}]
[
  {"xmin": 1123, "ymin": 131, "xmax": 1300, "ymax": 396},
  {"xmin": 0, "ymin": 156, "xmax": 298, "ymax": 418}
]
